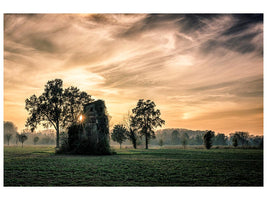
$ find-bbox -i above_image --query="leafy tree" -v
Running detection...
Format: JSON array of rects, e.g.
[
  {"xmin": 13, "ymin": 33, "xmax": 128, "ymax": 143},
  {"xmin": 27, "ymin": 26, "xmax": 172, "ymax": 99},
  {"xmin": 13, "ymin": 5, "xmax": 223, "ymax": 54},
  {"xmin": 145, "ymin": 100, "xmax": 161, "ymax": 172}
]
[
  {"xmin": 25, "ymin": 79, "xmax": 64, "ymax": 148},
  {"xmin": 25, "ymin": 79, "xmax": 92, "ymax": 148},
  {"xmin": 18, "ymin": 133, "xmax": 28, "ymax": 148},
  {"xmin": 33, "ymin": 136, "xmax": 39, "ymax": 145},
  {"xmin": 63, "ymin": 86, "xmax": 93, "ymax": 127},
  {"xmin": 111, "ymin": 124, "xmax": 128, "ymax": 149},
  {"xmin": 131, "ymin": 99, "xmax": 165, "ymax": 149},
  {"xmin": 4, "ymin": 121, "xmax": 18, "ymax": 145},
  {"xmin": 232, "ymin": 134, "xmax": 238, "ymax": 147},
  {"xmin": 203, "ymin": 130, "xmax": 215, "ymax": 149}
]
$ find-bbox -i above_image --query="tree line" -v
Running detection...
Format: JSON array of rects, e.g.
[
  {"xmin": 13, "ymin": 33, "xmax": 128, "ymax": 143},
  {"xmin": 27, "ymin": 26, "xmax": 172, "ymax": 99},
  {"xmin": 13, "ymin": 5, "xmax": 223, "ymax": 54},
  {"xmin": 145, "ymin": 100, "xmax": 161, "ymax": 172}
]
[
  {"xmin": 4, "ymin": 121, "xmax": 56, "ymax": 147},
  {"xmin": 4, "ymin": 78, "xmax": 263, "ymax": 151},
  {"xmin": 111, "ymin": 126, "xmax": 263, "ymax": 149}
]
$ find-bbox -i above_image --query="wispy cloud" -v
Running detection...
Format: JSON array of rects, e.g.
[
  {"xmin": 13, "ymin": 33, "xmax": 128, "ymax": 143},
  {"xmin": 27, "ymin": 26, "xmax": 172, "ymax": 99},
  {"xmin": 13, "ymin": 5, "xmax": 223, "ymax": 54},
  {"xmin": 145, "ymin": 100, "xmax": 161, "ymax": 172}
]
[{"xmin": 4, "ymin": 14, "xmax": 263, "ymax": 134}]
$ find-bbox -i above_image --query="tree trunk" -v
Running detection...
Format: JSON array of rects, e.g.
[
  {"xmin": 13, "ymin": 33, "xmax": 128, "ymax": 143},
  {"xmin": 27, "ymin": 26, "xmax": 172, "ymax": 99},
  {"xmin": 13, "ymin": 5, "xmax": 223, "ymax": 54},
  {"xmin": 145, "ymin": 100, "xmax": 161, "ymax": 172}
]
[
  {"xmin": 133, "ymin": 139, "xmax": 137, "ymax": 149},
  {"xmin": 120, "ymin": 143, "xmax": 121, "ymax": 149},
  {"xmin": 145, "ymin": 134, "xmax": 148, "ymax": 149},
  {"xmin": 8, "ymin": 140, "xmax": 9, "ymax": 146},
  {"xmin": 56, "ymin": 122, "xmax": 60, "ymax": 148}
]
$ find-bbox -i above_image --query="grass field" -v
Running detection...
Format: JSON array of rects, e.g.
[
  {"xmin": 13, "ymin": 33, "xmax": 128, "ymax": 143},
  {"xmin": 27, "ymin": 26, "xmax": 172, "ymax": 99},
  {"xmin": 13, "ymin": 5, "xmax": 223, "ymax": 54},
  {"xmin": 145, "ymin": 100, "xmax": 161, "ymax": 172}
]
[{"xmin": 4, "ymin": 145, "xmax": 263, "ymax": 186}]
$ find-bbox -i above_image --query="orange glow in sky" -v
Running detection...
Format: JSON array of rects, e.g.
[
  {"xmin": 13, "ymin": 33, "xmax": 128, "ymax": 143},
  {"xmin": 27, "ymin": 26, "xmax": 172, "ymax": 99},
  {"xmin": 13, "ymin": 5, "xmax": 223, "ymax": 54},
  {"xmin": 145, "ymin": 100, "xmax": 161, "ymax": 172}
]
[{"xmin": 4, "ymin": 14, "xmax": 263, "ymax": 135}]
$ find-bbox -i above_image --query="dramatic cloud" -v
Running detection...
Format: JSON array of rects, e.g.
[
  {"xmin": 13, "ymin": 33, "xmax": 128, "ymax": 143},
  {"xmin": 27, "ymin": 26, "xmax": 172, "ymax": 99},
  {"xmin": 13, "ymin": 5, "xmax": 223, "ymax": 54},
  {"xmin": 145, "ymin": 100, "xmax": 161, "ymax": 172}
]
[{"xmin": 4, "ymin": 14, "xmax": 263, "ymax": 135}]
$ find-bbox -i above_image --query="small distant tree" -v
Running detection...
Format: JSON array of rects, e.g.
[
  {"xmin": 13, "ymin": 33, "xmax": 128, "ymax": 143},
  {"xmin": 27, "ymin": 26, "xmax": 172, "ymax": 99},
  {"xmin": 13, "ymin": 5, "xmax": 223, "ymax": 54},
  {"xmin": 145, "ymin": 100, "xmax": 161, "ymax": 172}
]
[
  {"xmin": 18, "ymin": 134, "xmax": 28, "ymax": 148},
  {"xmin": 159, "ymin": 138, "xmax": 164, "ymax": 147},
  {"xmin": 131, "ymin": 99, "xmax": 165, "ymax": 149},
  {"xmin": 171, "ymin": 130, "xmax": 179, "ymax": 145},
  {"xmin": 181, "ymin": 136, "xmax": 187, "ymax": 149},
  {"xmin": 181, "ymin": 132, "xmax": 189, "ymax": 149},
  {"xmin": 232, "ymin": 134, "xmax": 239, "ymax": 147},
  {"xmin": 33, "ymin": 136, "xmax": 39, "ymax": 145},
  {"xmin": 5, "ymin": 134, "xmax": 13, "ymax": 146},
  {"xmin": 235, "ymin": 131, "xmax": 249, "ymax": 146},
  {"xmin": 111, "ymin": 124, "xmax": 128, "ymax": 149},
  {"xmin": 4, "ymin": 121, "xmax": 18, "ymax": 145},
  {"xmin": 15, "ymin": 133, "xmax": 20, "ymax": 145},
  {"xmin": 203, "ymin": 130, "xmax": 215, "ymax": 149}
]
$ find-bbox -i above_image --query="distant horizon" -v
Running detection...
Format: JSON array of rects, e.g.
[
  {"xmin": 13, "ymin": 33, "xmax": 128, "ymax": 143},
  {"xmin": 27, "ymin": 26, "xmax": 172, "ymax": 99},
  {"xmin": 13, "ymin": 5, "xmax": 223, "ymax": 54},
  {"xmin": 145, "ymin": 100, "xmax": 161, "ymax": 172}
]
[
  {"xmin": 4, "ymin": 14, "xmax": 263, "ymax": 135},
  {"xmin": 3, "ymin": 119, "xmax": 262, "ymax": 136}
]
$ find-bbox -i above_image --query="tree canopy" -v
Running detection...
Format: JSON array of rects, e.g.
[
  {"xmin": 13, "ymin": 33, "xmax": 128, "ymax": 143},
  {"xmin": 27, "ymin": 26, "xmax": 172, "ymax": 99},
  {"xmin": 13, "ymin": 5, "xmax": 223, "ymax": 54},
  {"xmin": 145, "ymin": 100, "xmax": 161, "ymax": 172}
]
[
  {"xmin": 131, "ymin": 99, "xmax": 165, "ymax": 149},
  {"xmin": 25, "ymin": 79, "xmax": 92, "ymax": 148},
  {"xmin": 111, "ymin": 124, "xmax": 128, "ymax": 149}
]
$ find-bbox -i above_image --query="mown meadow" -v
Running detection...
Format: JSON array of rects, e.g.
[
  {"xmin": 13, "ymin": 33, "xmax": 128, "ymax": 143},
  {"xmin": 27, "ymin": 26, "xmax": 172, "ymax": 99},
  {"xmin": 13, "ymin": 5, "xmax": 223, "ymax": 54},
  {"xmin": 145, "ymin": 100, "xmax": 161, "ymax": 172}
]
[{"xmin": 4, "ymin": 146, "xmax": 263, "ymax": 186}]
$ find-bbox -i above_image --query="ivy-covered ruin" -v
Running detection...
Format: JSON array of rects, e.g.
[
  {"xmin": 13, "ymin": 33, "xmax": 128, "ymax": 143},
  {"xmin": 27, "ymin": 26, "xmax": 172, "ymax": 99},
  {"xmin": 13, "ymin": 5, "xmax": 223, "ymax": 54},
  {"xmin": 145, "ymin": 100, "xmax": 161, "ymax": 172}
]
[{"xmin": 59, "ymin": 100, "xmax": 112, "ymax": 155}]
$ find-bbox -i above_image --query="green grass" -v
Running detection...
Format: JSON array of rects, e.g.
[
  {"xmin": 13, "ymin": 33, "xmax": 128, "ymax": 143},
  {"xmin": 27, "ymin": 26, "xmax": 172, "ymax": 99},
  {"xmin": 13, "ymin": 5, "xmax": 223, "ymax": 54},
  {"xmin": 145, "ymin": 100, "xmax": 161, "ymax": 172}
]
[{"xmin": 4, "ymin": 146, "xmax": 263, "ymax": 186}]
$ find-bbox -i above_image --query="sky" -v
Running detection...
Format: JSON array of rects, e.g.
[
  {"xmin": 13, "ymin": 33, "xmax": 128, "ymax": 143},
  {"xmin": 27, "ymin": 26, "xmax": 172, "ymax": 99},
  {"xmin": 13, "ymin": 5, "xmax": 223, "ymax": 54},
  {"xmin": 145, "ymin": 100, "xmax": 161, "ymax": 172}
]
[{"xmin": 4, "ymin": 14, "xmax": 263, "ymax": 135}]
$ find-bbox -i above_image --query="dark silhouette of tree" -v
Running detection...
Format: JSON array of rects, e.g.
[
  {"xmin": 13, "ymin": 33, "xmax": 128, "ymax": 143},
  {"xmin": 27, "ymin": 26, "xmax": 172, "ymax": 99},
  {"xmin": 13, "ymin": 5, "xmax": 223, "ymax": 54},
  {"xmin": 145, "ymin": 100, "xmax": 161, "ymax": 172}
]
[
  {"xmin": 131, "ymin": 99, "xmax": 165, "ymax": 149},
  {"xmin": 33, "ymin": 136, "xmax": 39, "ymax": 145},
  {"xmin": 18, "ymin": 134, "xmax": 28, "ymax": 148},
  {"xmin": 203, "ymin": 130, "xmax": 215, "ymax": 149},
  {"xmin": 259, "ymin": 136, "xmax": 263, "ymax": 149},
  {"xmin": 123, "ymin": 111, "xmax": 138, "ymax": 149},
  {"xmin": 111, "ymin": 124, "xmax": 128, "ymax": 149},
  {"xmin": 230, "ymin": 131, "xmax": 249, "ymax": 147},
  {"xmin": 235, "ymin": 131, "xmax": 249, "ymax": 146},
  {"xmin": 4, "ymin": 121, "xmax": 18, "ymax": 145},
  {"xmin": 232, "ymin": 134, "xmax": 238, "ymax": 147},
  {"xmin": 63, "ymin": 86, "xmax": 93, "ymax": 127},
  {"xmin": 25, "ymin": 79, "xmax": 64, "ymax": 148},
  {"xmin": 25, "ymin": 79, "xmax": 92, "ymax": 148},
  {"xmin": 126, "ymin": 124, "xmax": 138, "ymax": 149}
]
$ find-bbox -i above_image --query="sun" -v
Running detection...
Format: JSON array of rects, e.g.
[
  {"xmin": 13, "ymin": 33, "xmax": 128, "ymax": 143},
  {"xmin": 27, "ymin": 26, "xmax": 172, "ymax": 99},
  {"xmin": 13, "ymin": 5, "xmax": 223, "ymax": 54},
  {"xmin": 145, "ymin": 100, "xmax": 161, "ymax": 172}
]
[{"xmin": 79, "ymin": 115, "xmax": 83, "ymax": 122}]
